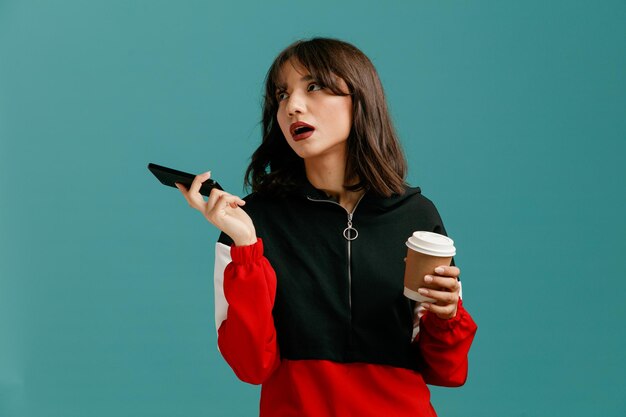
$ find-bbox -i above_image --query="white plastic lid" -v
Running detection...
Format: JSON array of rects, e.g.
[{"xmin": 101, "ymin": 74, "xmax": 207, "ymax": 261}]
[{"xmin": 406, "ymin": 231, "xmax": 456, "ymax": 257}]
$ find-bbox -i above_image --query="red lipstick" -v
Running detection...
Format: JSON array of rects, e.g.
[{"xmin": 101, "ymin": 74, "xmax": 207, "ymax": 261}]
[{"xmin": 290, "ymin": 121, "xmax": 315, "ymax": 141}]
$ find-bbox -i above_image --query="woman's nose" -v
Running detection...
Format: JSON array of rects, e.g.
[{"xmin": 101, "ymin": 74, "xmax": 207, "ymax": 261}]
[{"xmin": 286, "ymin": 91, "xmax": 306, "ymax": 116}]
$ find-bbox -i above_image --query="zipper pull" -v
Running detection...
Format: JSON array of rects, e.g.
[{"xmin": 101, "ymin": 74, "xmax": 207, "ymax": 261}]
[{"xmin": 343, "ymin": 213, "xmax": 358, "ymax": 241}]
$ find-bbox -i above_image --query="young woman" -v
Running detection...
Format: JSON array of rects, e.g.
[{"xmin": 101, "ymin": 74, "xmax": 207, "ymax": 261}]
[{"xmin": 176, "ymin": 38, "xmax": 477, "ymax": 417}]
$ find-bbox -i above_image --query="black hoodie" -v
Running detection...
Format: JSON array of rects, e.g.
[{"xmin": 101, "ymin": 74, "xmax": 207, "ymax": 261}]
[{"xmin": 219, "ymin": 182, "xmax": 450, "ymax": 370}]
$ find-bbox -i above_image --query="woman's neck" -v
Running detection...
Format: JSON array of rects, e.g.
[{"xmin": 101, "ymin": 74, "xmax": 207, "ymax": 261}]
[{"xmin": 304, "ymin": 154, "xmax": 363, "ymax": 213}]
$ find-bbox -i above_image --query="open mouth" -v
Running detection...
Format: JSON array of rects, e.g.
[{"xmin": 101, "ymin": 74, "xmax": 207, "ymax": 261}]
[
  {"xmin": 290, "ymin": 122, "xmax": 315, "ymax": 141},
  {"xmin": 294, "ymin": 126, "xmax": 313, "ymax": 135}
]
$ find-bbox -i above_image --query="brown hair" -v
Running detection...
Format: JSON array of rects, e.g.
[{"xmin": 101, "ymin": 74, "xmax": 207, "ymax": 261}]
[{"xmin": 245, "ymin": 38, "xmax": 407, "ymax": 197}]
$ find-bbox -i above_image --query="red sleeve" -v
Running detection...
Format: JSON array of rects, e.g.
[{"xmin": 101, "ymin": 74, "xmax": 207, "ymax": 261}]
[
  {"xmin": 217, "ymin": 239, "xmax": 280, "ymax": 385},
  {"xmin": 416, "ymin": 299, "xmax": 478, "ymax": 387}
]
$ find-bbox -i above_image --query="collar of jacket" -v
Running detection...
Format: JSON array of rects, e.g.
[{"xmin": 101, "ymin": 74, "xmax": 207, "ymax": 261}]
[{"xmin": 292, "ymin": 180, "xmax": 423, "ymax": 214}]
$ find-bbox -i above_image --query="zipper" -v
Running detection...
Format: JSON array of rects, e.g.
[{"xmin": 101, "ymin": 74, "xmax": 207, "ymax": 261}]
[{"xmin": 306, "ymin": 193, "xmax": 365, "ymax": 309}]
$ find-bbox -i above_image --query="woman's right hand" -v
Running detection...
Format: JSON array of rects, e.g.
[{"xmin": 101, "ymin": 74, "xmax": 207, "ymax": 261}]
[{"xmin": 175, "ymin": 171, "xmax": 257, "ymax": 246}]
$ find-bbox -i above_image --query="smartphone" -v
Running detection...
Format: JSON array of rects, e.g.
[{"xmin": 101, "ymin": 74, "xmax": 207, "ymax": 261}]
[{"xmin": 148, "ymin": 163, "xmax": 223, "ymax": 197}]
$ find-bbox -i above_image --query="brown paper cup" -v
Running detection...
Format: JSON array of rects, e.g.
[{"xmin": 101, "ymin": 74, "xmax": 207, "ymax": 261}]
[
  {"xmin": 403, "ymin": 250, "xmax": 452, "ymax": 302},
  {"xmin": 403, "ymin": 231, "xmax": 456, "ymax": 302}
]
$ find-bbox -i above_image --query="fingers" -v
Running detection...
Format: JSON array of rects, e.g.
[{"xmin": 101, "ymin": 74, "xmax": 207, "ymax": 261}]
[
  {"xmin": 418, "ymin": 286, "xmax": 459, "ymax": 305},
  {"xmin": 204, "ymin": 188, "xmax": 245, "ymax": 221},
  {"xmin": 423, "ymin": 274, "xmax": 460, "ymax": 292},
  {"xmin": 175, "ymin": 182, "xmax": 199, "ymax": 209},
  {"xmin": 421, "ymin": 301, "xmax": 458, "ymax": 319},
  {"xmin": 174, "ymin": 182, "xmax": 188, "ymax": 192},
  {"xmin": 189, "ymin": 171, "xmax": 212, "ymax": 195},
  {"xmin": 214, "ymin": 191, "xmax": 245, "ymax": 212},
  {"xmin": 419, "ymin": 272, "xmax": 461, "ymax": 320},
  {"xmin": 177, "ymin": 171, "xmax": 221, "ymax": 211},
  {"xmin": 433, "ymin": 265, "xmax": 460, "ymax": 279},
  {"xmin": 206, "ymin": 187, "xmax": 244, "ymax": 210},
  {"xmin": 175, "ymin": 172, "xmax": 254, "ymax": 243},
  {"xmin": 182, "ymin": 171, "xmax": 210, "ymax": 208},
  {"xmin": 206, "ymin": 186, "xmax": 223, "ymax": 209}
]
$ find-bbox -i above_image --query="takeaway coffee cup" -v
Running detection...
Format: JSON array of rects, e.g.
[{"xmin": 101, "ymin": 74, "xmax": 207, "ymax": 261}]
[{"xmin": 403, "ymin": 231, "xmax": 456, "ymax": 302}]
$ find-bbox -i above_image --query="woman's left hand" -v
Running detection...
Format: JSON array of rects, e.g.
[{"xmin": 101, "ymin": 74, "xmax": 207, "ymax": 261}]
[{"xmin": 418, "ymin": 266, "xmax": 461, "ymax": 320}]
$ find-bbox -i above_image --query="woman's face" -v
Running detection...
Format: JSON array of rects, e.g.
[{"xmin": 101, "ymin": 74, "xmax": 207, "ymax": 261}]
[{"xmin": 275, "ymin": 60, "xmax": 353, "ymax": 162}]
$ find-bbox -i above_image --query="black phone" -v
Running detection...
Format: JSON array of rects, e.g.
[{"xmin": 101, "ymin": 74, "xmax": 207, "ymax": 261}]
[{"xmin": 148, "ymin": 163, "xmax": 223, "ymax": 197}]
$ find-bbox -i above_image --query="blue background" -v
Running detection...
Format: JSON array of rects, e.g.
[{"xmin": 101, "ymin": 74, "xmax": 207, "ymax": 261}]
[{"xmin": 1, "ymin": 1, "xmax": 625, "ymax": 416}]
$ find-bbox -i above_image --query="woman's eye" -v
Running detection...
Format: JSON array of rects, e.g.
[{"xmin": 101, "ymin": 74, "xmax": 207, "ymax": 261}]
[
  {"xmin": 307, "ymin": 83, "xmax": 322, "ymax": 92},
  {"xmin": 277, "ymin": 91, "xmax": 288, "ymax": 101}
]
